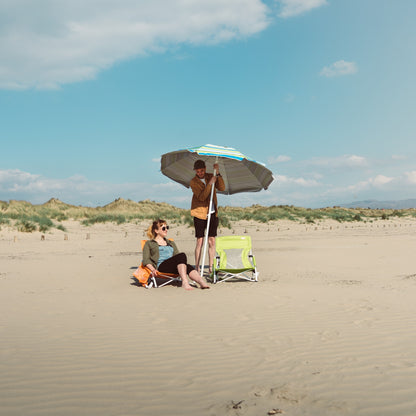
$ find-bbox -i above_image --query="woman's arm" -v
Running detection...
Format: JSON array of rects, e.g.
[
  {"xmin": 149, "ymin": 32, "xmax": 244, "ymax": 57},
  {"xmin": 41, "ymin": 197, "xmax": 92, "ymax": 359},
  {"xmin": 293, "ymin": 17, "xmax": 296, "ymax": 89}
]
[
  {"xmin": 142, "ymin": 241, "xmax": 158, "ymax": 270},
  {"xmin": 145, "ymin": 263, "xmax": 158, "ymax": 276}
]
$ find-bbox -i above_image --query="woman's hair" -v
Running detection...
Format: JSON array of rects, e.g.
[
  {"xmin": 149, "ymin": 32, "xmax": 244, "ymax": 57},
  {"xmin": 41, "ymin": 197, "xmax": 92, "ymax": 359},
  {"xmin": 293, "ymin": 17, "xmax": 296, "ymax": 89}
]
[{"xmin": 146, "ymin": 219, "xmax": 166, "ymax": 239}]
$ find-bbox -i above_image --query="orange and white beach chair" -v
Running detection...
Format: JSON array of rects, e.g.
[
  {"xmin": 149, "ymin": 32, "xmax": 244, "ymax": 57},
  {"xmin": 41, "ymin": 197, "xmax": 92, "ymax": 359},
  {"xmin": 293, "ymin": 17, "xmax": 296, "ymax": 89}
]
[{"xmin": 133, "ymin": 240, "xmax": 182, "ymax": 289}]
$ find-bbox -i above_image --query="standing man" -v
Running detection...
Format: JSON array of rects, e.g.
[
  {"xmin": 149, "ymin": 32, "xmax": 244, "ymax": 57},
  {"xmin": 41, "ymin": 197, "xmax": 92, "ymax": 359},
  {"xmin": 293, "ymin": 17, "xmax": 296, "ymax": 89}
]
[{"xmin": 190, "ymin": 159, "xmax": 225, "ymax": 274}]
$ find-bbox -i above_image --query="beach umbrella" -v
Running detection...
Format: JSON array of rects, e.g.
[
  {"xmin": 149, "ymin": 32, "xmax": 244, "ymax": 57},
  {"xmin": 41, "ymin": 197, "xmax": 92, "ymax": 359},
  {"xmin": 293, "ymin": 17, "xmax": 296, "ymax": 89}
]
[
  {"xmin": 160, "ymin": 144, "xmax": 274, "ymax": 275},
  {"xmin": 161, "ymin": 144, "xmax": 273, "ymax": 195}
]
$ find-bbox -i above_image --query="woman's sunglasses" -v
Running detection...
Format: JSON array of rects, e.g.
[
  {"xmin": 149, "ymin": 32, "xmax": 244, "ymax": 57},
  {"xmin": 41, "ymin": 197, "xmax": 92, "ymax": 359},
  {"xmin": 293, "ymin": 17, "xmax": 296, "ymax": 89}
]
[{"xmin": 161, "ymin": 225, "xmax": 169, "ymax": 231}]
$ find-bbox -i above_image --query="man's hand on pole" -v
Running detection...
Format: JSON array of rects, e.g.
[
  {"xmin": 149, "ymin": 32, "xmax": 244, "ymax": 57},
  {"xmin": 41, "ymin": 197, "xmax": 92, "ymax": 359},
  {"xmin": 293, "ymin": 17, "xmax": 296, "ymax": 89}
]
[{"xmin": 209, "ymin": 163, "xmax": 220, "ymax": 185}]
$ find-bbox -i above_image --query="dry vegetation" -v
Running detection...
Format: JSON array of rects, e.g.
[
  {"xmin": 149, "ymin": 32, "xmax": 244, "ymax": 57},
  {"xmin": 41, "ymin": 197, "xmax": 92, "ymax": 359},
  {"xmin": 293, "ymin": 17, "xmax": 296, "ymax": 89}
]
[{"xmin": 1, "ymin": 198, "xmax": 416, "ymax": 233}]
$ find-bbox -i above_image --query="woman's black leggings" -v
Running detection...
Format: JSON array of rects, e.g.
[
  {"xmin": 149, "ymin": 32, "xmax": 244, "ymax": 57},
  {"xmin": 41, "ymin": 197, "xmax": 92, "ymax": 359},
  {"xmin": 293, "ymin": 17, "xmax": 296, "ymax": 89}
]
[{"xmin": 158, "ymin": 252, "xmax": 195, "ymax": 275}]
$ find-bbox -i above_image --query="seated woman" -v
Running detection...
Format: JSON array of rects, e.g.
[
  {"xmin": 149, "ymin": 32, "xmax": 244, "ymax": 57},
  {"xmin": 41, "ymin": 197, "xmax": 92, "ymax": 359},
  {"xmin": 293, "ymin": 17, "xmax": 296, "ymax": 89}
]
[{"xmin": 142, "ymin": 219, "xmax": 210, "ymax": 290}]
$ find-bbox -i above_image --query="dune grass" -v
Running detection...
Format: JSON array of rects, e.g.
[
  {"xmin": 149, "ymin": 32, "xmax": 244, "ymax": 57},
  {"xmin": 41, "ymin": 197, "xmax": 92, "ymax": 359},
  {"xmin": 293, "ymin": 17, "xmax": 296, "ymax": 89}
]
[
  {"xmin": 1, "ymin": 198, "xmax": 416, "ymax": 233},
  {"xmin": 1, "ymin": 212, "xmax": 56, "ymax": 232},
  {"xmin": 219, "ymin": 204, "xmax": 413, "ymax": 224}
]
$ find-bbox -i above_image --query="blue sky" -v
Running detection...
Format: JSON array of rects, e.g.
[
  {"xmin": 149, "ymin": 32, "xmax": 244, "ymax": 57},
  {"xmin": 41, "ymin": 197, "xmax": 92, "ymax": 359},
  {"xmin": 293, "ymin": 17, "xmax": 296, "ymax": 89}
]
[{"xmin": 1, "ymin": 0, "xmax": 415, "ymax": 208}]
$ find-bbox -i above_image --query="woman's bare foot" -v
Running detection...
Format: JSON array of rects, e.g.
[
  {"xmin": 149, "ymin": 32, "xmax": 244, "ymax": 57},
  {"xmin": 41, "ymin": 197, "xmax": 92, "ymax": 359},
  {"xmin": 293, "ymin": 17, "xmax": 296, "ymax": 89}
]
[
  {"xmin": 182, "ymin": 283, "xmax": 194, "ymax": 290},
  {"xmin": 188, "ymin": 270, "xmax": 210, "ymax": 290}
]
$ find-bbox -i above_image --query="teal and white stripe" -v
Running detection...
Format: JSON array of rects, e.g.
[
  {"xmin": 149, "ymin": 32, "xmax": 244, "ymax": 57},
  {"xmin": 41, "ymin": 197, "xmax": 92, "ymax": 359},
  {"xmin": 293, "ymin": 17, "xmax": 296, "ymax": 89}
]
[{"xmin": 187, "ymin": 144, "xmax": 257, "ymax": 162}]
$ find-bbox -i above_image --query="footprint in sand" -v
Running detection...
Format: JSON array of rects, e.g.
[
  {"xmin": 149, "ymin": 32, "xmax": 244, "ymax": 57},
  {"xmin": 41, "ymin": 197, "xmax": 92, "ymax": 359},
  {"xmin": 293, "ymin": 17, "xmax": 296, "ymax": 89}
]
[
  {"xmin": 318, "ymin": 330, "xmax": 340, "ymax": 341},
  {"xmin": 403, "ymin": 274, "xmax": 416, "ymax": 281},
  {"xmin": 210, "ymin": 383, "xmax": 350, "ymax": 415}
]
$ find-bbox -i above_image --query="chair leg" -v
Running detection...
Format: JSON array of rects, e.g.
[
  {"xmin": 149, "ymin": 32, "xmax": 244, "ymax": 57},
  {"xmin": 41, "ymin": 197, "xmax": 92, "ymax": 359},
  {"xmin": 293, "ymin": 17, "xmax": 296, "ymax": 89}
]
[{"xmin": 145, "ymin": 278, "xmax": 155, "ymax": 289}]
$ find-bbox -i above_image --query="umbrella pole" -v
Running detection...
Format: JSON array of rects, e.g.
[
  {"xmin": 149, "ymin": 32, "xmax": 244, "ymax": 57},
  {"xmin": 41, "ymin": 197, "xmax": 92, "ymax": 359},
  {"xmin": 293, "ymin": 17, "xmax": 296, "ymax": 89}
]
[{"xmin": 200, "ymin": 168, "xmax": 217, "ymax": 277}]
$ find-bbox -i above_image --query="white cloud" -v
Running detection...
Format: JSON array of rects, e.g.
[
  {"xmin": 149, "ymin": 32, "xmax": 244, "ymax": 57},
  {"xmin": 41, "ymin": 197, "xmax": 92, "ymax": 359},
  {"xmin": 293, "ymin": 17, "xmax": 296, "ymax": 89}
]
[
  {"xmin": 268, "ymin": 155, "xmax": 291, "ymax": 164},
  {"xmin": 405, "ymin": 171, "xmax": 416, "ymax": 184},
  {"xmin": 320, "ymin": 60, "xmax": 358, "ymax": 77},
  {"xmin": 0, "ymin": 168, "xmax": 165, "ymax": 205},
  {"xmin": 0, "ymin": 169, "xmax": 95, "ymax": 196},
  {"xmin": 347, "ymin": 155, "xmax": 367, "ymax": 166},
  {"xmin": 3, "ymin": 162, "xmax": 416, "ymax": 209},
  {"xmin": 0, "ymin": 0, "xmax": 270, "ymax": 90},
  {"xmin": 308, "ymin": 154, "xmax": 368, "ymax": 169},
  {"xmin": 275, "ymin": 174, "xmax": 320, "ymax": 187},
  {"xmin": 0, "ymin": 169, "xmax": 40, "ymax": 184},
  {"xmin": 153, "ymin": 181, "xmax": 183, "ymax": 190},
  {"xmin": 348, "ymin": 174, "xmax": 394, "ymax": 192},
  {"xmin": 277, "ymin": 0, "xmax": 327, "ymax": 18},
  {"xmin": 392, "ymin": 154, "xmax": 407, "ymax": 161},
  {"xmin": 372, "ymin": 174, "xmax": 394, "ymax": 186}
]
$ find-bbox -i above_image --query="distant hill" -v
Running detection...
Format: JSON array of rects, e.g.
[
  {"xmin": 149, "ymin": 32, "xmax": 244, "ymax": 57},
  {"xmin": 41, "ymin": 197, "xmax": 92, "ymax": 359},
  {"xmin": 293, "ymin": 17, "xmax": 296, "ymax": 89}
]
[
  {"xmin": 2, "ymin": 197, "xmax": 416, "ymax": 233},
  {"xmin": 0, "ymin": 198, "xmax": 184, "ymax": 217},
  {"xmin": 341, "ymin": 199, "xmax": 416, "ymax": 209}
]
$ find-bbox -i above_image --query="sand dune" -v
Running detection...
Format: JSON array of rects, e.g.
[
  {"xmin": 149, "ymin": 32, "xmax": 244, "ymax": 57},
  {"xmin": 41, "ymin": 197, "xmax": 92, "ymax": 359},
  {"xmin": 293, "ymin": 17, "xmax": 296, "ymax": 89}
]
[{"xmin": 1, "ymin": 219, "xmax": 416, "ymax": 415}]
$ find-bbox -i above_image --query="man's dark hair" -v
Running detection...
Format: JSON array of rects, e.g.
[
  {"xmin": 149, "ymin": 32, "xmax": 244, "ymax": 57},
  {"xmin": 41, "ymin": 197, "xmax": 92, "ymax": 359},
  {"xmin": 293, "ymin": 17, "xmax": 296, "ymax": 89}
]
[{"xmin": 193, "ymin": 160, "xmax": 206, "ymax": 170}]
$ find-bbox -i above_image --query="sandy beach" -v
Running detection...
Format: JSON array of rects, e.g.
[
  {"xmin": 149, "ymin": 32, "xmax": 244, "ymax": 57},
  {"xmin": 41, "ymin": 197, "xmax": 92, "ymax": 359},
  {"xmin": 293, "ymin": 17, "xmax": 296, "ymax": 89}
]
[{"xmin": 1, "ymin": 218, "xmax": 416, "ymax": 416}]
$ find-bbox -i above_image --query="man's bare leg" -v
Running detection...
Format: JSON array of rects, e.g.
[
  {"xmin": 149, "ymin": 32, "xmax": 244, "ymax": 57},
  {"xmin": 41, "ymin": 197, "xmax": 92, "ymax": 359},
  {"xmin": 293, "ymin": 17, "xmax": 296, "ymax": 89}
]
[
  {"xmin": 208, "ymin": 236, "xmax": 216, "ymax": 273},
  {"xmin": 194, "ymin": 237, "xmax": 204, "ymax": 274}
]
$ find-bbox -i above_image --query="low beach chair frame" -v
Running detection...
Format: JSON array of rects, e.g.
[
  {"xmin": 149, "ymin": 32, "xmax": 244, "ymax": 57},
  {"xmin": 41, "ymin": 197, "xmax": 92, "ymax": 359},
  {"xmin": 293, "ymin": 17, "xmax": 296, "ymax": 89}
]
[
  {"xmin": 212, "ymin": 235, "xmax": 259, "ymax": 284},
  {"xmin": 133, "ymin": 240, "xmax": 182, "ymax": 289},
  {"xmin": 134, "ymin": 266, "xmax": 182, "ymax": 289}
]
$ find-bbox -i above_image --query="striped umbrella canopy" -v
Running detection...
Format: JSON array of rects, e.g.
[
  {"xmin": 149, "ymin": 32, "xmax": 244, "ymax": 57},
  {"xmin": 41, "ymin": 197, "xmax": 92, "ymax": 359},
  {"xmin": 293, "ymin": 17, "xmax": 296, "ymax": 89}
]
[{"xmin": 160, "ymin": 144, "xmax": 274, "ymax": 195}]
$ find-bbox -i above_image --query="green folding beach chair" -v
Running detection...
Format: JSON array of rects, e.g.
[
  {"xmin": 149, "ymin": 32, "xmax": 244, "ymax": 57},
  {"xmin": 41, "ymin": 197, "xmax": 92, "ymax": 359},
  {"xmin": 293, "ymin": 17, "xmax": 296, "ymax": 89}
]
[{"xmin": 212, "ymin": 235, "xmax": 258, "ymax": 284}]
